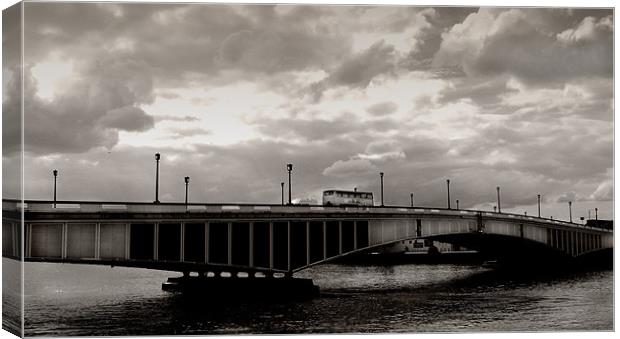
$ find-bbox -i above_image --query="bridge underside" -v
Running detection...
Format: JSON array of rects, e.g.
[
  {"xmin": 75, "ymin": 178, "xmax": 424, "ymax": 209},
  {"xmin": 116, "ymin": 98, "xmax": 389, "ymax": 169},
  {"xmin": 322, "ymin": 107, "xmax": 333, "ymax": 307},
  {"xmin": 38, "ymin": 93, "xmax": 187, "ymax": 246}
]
[{"xmin": 423, "ymin": 233, "xmax": 583, "ymax": 265}]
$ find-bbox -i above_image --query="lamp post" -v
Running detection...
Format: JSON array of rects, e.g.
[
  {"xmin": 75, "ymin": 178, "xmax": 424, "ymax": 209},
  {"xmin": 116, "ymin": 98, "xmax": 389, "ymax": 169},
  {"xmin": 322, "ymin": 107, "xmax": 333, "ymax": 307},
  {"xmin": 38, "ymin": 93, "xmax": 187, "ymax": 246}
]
[
  {"xmin": 410, "ymin": 193, "xmax": 414, "ymax": 207},
  {"xmin": 184, "ymin": 176, "xmax": 190, "ymax": 207},
  {"xmin": 286, "ymin": 163, "xmax": 293, "ymax": 205},
  {"xmin": 380, "ymin": 172, "xmax": 384, "ymax": 206},
  {"xmin": 154, "ymin": 153, "xmax": 161, "ymax": 204},
  {"xmin": 456, "ymin": 199, "xmax": 459, "ymax": 210},
  {"xmin": 496, "ymin": 186, "xmax": 501, "ymax": 213},
  {"xmin": 537, "ymin": 194, "xmax": 541, "ymax": 218},
  {"xmin": 280, "ymin": 182, "xmax": 284, "ymax": 205},
  {"xmin": 568, "ymin": 201, "xmax": 572, "ymax": 223},
  {"xmin": 446, "ymin": 179, "xmax": 451, "ymax": 209},
  {"xmin": 595, "ymin": 208, "xmax": 598, "ymax": 220},
  {"xmin": 52, "ymin": 169, "xmax": 58, "ymax": 207}
]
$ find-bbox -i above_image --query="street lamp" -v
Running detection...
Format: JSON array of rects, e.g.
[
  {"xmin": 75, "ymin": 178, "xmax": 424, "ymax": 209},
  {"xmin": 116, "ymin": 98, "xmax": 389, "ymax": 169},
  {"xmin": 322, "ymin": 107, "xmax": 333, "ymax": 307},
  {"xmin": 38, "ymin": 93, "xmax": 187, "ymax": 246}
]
[
  {"xmin": 568, "ymin": 201, "xmax": 572, "ymax": 223},
  {"xmin": 281, "ymin": 182, "xmax": 285, "ymax": 205},
  {"xmin": 286, "ymin": 163, "xmax": 293, "ymax": 205},
  {"xmin": 595, "ymin": 208, "xmax": 598, "ymax": 220},
  {"xmin": 380, "ymin": 172, "xmax": 384, "ymax": 206},
  {"xmin": 446, "ymin": 179, "xmax": 451, "ymax": 209},
  {"xmin": 537, "ymin": 194, "xmax": 541, "ymax": 217},
  {"xmin": 184, "ymin": 176, "xmax": 190, "ymax": 207},
  {"xmin": 154, "ymin": 153, "xmax": 161, "ymax": 204},
  {"xmin": 496, "ymin": 186, "xmax": 501, "ymax": 213},
  {"xmin": 52, "ymin": 169, "xmax": 58, "ymax": 207},
  {"xmin": 410, "ymin": 193, "xmax": 414, "ymax": 207}
]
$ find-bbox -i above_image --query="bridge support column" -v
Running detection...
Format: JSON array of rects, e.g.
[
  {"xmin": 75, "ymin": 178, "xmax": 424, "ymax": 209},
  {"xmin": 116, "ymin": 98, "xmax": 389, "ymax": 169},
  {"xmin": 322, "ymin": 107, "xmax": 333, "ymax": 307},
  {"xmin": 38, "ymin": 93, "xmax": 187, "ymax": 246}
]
[
  {"xmin": 353, "ymin": 220, "xmax": 358, "ymax": 250},
  {"xmin": 287, "ymin": 221, "xmax": 291, "ymax": 271},
  {"xmin": 269, "ymin": 222, "xmax": 274, "ymax": 269},
  {"xmin": 338, "ymin": 221, "xmax": 343, "ymax": 255},
  {"xmin": 205, "ymin": 222, "xmax": 210, "ymax": 264},
  {"xmin": 249, "ymin": 222, "xmax": 254, "ymax": 267},
  {"xmin": 306, "ymin": 221, "xmax": 310, "ymax": 266},
  {"xmin": 227, "ymin": 222, "xmax": 232, "ymax": 265},
  {"xmin": 322, "ymin": 221, "xmax": 327, "ymax": 260}
]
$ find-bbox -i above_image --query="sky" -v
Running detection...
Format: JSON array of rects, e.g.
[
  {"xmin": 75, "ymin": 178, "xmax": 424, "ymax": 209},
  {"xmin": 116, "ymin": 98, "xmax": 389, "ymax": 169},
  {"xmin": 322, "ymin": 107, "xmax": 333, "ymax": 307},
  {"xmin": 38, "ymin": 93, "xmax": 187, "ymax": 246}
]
[{"xmin": 1, "ymin": 2, "xmax": 614, "ymax": 221}]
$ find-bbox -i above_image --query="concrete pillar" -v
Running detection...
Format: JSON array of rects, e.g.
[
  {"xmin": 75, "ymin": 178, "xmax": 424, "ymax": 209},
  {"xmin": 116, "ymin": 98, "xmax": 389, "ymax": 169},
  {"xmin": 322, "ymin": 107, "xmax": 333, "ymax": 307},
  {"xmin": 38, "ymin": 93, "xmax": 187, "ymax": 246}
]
[
  {"xmin": 249, "ymin": 222, "xmax": 254, "ymax": 267},
  {"xmin": 154, "ymin": 223, "xmax": 159, "ymax": 261},
  {"xmin": 322, "ymin": 221, "xmax": 327, "ymax": 260},
  {"xmin": 269, "ymin": 222, "xmax": 274, "ymax": 269},
  {"xmin": 306, "ymin": 221, "xmax": 310, "ymax": 266},
  {"xmin": 61, "ymin": 223, "xmax": 68, "ymax": 259},
  {"xmin": 205, "ymin": 222, "xmax": 210, "ymax": 263},
  {"xmin": 354, "ymin": 220, "xmax": 358, "ymax": 250},
  {"xmin": 125, "ymin": 224, "xmax": 130, "ymax": 260},
  {"xmin": 338, "ymin": 221, "xmax": 343, "ymax": 254},
  {"xmin": 227, "ymin": 222, "xmax": 232, "ymax": 265},
  {"xmin": 180, "ymin": 222, "xmax": 185, "ymax": 262},
  {"xmin": 287, "ymin": 221, "xmax": 291, "ymax": 271},
  {"xmin": 95, "ymin": 223, "xmax": 101, "ymax": 260}
]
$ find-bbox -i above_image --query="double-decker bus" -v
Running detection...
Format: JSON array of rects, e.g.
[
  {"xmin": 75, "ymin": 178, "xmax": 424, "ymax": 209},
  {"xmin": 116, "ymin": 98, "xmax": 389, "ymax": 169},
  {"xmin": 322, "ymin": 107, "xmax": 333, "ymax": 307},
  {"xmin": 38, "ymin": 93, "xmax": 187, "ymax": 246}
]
[{"xmin": 322, "ymin": 189, "xmax": 374, "ymax": 206}]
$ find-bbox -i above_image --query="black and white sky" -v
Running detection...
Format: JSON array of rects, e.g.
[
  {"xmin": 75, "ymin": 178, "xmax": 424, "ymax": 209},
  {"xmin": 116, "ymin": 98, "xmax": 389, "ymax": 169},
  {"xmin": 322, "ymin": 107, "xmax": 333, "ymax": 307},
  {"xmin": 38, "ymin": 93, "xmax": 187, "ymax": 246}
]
[{"xmin": 2, "ymin": 1, "xmax": 614, "ymax": 220}]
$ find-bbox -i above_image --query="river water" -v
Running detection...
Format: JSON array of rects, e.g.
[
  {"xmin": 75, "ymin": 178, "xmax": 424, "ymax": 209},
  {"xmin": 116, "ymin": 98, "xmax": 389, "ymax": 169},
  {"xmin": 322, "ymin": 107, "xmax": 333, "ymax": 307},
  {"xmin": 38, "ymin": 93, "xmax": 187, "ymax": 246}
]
[{"xmin": 5, "ymin": 259, "xmax": 613, "ymax": 336}]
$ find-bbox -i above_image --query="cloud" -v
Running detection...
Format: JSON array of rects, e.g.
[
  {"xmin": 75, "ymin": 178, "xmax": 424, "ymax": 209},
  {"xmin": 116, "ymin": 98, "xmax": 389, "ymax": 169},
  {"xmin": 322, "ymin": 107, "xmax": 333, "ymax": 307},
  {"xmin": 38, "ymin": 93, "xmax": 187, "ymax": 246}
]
[
  {"xmin": 323, "ymin": 158, "xmax": 377, "ymax": 177},
  {"xmin": 556, "ymin": 191, "xmax": 577, "ymax": 203},
  {"xmin": 309, "ymin": 40, "xmax": 397, "ymax": 101},
  {"xmin": 155, "ymin": 115, "xmax": 200, "ymax": 122},
  {"xmin": 432, "ymin": 9, "xmax": 613, "ymax": 84},
  {"xmin": 366, "ymin": 101, "xmax": 398, "ymax": 116},
  {"xmin": 3, "ymin": 57, "xmax": 156, "ymax": 155},
  {"xmin": 588, "ymin": 181, "xmax": 612, "ymax": 201},
  {"xmin": 98, "ymin": 106, "xmax": 155, "ymax": 132}
]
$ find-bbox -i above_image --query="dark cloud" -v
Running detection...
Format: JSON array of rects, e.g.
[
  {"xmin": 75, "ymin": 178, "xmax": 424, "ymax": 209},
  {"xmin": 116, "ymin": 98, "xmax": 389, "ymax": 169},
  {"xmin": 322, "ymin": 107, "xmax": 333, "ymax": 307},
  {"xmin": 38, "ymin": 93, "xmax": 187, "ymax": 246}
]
[
  {"xmin": 309, "ymin": 41, "xmax": 397, "ymax": 101},
  {"xmin": 436, "ymin": 76, "xmax": 516, "ymax": 107},
  {"xmin": 367, "ymin": 101, "xmax": 398, "ymax": 116},
  {"xmin": 98, "ymin": 106, "xmax": 154, "ymax": 132},
  {"xmin": 155, "ymin": 115, "xmax": 200, "ymax": 123},
  {"xmin": 252, "ymin": 114, "xmax": 401, "ymax": 142},
  {"xmin": 169, "ymin": 127, "xmax": 211, "ymax": 138},
  {"xmin": 23, "ymin": 3, "xmax": 351, "ymax": 86},
  {"xmin": 433, "ymin": 9, "xmax": 613, "ymax": 84},
  {"xmin": 3, "ymin": 57, "xmax": 156, "ymax": 155}
]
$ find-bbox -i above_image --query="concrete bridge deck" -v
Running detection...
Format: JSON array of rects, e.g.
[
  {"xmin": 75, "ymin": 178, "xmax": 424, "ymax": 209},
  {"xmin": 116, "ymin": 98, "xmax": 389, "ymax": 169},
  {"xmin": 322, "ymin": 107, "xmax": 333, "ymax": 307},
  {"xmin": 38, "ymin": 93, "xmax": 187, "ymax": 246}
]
[{"xmin": 2, "ymin": 199, "xmax": 613, "ymax": 276}]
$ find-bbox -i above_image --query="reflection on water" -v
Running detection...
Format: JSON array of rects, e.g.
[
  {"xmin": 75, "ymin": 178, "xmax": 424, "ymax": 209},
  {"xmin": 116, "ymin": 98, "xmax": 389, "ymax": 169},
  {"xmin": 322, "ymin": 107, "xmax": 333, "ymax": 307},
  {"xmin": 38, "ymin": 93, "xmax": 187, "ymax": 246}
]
[{"xmin": 12, "ymin": 259, "xmax": 613, "ymax": 336}]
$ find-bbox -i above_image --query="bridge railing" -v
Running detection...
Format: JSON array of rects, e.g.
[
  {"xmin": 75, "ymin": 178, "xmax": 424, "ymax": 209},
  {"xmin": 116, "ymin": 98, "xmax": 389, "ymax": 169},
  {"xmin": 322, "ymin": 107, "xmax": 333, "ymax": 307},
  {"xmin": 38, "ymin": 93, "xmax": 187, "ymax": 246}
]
[{"xmin": 2, "ymin": 199, "xmax": 611, "ymax": 232}]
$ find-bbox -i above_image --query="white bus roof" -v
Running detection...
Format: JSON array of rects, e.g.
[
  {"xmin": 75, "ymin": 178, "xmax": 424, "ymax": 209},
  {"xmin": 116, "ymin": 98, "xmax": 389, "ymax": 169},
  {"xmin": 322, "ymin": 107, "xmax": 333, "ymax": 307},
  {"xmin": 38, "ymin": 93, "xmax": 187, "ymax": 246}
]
[{"xmin": 323, "ymin": 189, "xmax": 373, "ymax": 195}]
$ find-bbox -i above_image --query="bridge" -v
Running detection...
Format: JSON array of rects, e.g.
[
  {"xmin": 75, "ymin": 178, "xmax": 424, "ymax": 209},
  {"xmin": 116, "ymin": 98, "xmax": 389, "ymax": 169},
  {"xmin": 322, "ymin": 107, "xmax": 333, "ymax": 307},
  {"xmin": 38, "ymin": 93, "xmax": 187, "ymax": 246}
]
[{"xmin": 2, "ymin": 199, "xmax": 613, "ymax": 280}]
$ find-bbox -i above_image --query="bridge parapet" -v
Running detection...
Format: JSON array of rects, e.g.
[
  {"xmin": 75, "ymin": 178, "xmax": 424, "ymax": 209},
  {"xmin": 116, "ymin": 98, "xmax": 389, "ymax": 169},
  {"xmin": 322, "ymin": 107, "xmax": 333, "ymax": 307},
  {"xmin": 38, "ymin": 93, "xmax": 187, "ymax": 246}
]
[{"xmin": 1, "ymin": 199, "xmax": 611, "ymax": 233}]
